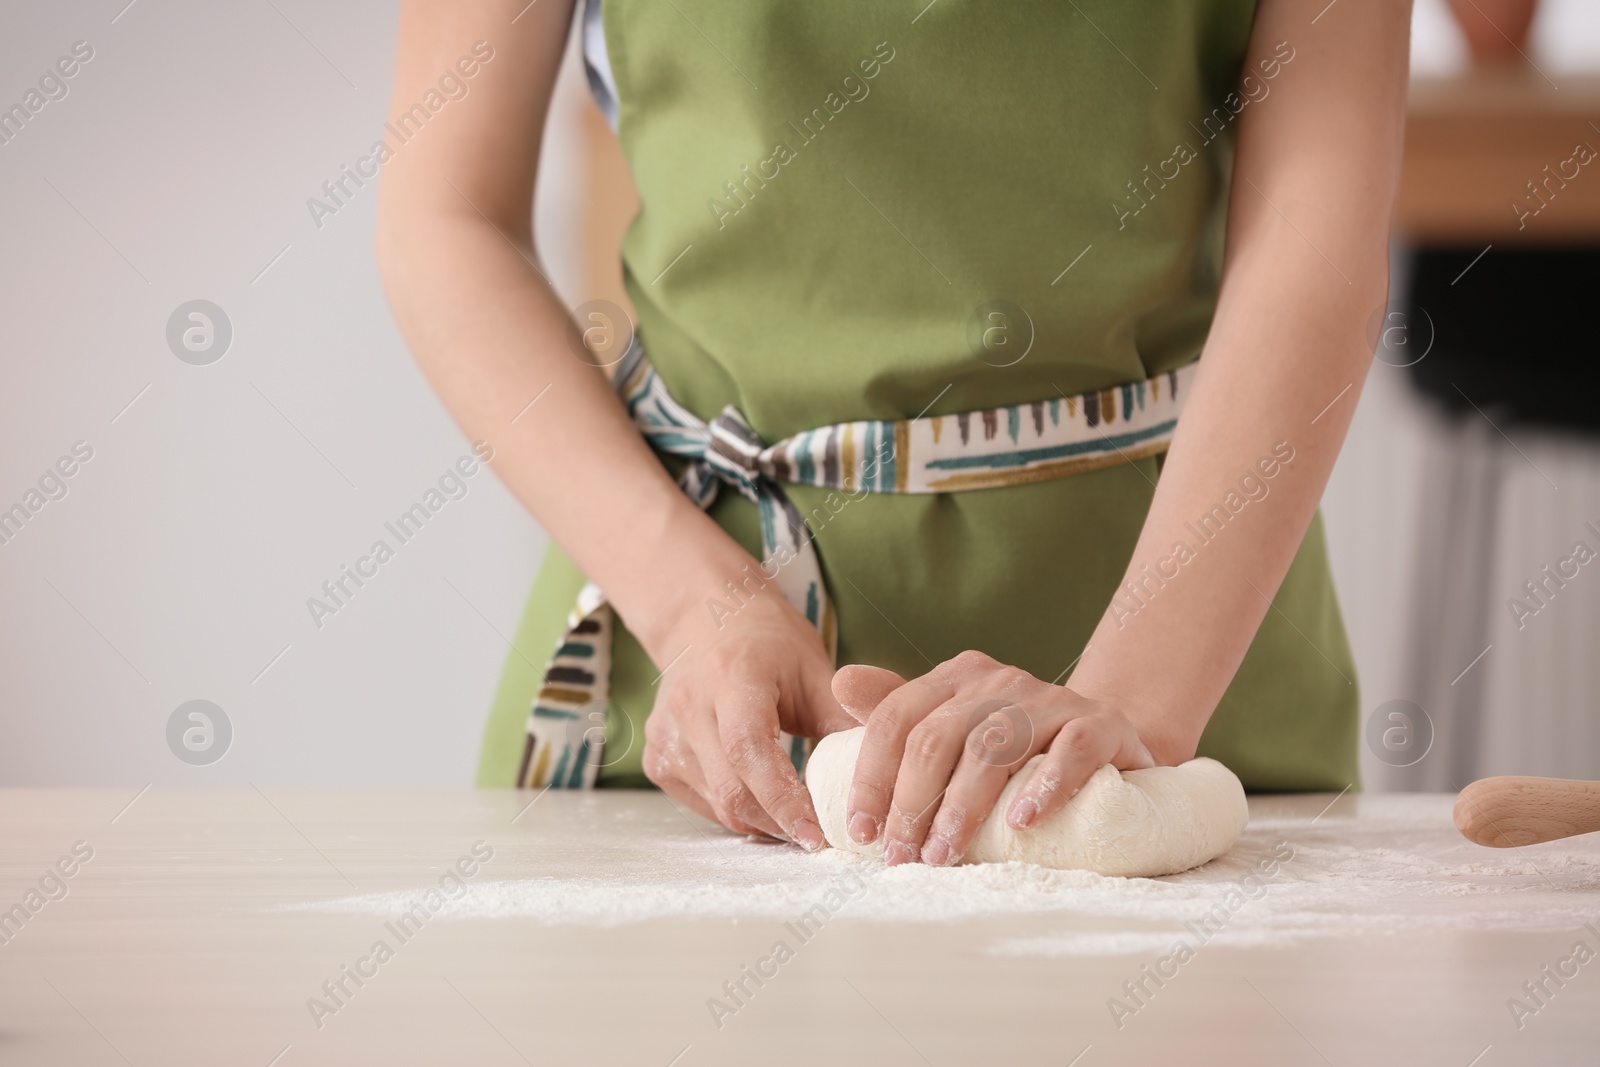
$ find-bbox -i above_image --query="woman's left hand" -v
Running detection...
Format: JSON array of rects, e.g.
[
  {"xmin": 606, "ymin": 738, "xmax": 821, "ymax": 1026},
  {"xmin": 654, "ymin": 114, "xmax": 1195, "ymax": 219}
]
[{"xmin": 833, "ymin": 652, "xmax": 1159, "ymax": 867}]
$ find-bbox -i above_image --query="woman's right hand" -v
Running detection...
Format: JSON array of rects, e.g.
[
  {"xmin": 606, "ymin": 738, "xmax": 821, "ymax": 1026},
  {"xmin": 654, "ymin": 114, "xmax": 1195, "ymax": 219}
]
[{"xmin": 640, "ymin": 574, "xmax": 857, "ymax": 848}]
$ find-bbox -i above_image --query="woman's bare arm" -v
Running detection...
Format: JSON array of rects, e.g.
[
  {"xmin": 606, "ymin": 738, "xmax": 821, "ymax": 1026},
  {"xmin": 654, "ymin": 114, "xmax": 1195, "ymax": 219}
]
[
  {"xmin": 376, "ymin": 0, "xmax": 849, "ymax": 842},
  {"xmin": 842, "ymin": 0, "xmax": 1411, "ymax": 865},
  {"xmin": 1066, "ymin": 0, "xmax": 1411, "ymax": 764},
  {"xmin": 375, "ymin": 0, "xmax": 738, "ymax": 659}
]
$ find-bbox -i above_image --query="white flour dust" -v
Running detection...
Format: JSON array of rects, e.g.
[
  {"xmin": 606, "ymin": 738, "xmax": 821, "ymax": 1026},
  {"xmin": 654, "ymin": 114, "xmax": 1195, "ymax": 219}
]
[{"xmin": 291, "ymin": 796, "xmax": 1600, "ymax": 955}]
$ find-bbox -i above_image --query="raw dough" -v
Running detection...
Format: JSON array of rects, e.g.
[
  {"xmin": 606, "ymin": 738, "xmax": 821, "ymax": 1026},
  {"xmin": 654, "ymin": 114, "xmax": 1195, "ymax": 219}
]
[{"xmin": 804, "ymin": 727, "xmax": 1248, "ymax": 877}]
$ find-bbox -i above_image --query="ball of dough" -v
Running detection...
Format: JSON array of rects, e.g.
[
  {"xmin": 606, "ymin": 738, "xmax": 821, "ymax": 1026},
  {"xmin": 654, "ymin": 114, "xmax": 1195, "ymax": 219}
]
[{"xmin": 804, "ymin": 727, "xmax": 1248, "ymax": 877}]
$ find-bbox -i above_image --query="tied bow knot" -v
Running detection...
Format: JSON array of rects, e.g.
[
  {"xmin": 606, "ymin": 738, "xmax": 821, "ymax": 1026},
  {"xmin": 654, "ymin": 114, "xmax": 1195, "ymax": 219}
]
[{"xmin": 702, "ymin": 405, "xmax": 769, "ymax": 503}]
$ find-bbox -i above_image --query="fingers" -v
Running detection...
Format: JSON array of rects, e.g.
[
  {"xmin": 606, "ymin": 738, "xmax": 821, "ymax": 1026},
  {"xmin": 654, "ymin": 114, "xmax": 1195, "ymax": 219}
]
[
  {"xmin": 697, "ymin": 737, "xmax": 787, "ymax": 839},
  {"xmin": 921, "ymin": 701, "xmax": 1052, "ymax": 867},
  {"xmin": 1005, "ymin": 712, "xmax": 1155, "ymax": 831},
  {"xmin": 831, "ymin": 665, "xmax": 907, "ymax": 725},
  {"xmin": 642, "ymin": 719, "xmax": 735, "ymax": 829},
  {"xmin": 674, "ymin": 688, "xmax": 786, "ymax": 839},
  {"xmin": 846, "ymin": 669, "xmax": 958, "ymax": 851},
  {"xmin": 880, "ymin": 700, "xmax": 979, "ymax": 865},
  {"xmin": 715, "ymin": 679, "xmax": 826, "ymax": 851}
]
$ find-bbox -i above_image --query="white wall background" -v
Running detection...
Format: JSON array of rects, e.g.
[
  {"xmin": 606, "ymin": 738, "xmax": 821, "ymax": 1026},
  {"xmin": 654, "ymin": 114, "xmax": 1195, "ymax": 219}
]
[
  {"xmin": 2, "ymin": 1, "xmax": 1596, "ymax": 789},
  {"xmin": 0, "ymin": 1, "xmax": 593, "ymax": 786}
]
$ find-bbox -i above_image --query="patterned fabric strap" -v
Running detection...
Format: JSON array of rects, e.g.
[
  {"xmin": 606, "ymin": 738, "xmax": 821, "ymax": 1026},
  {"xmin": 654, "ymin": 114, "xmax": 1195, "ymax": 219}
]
[{"xmin": 517, "ymin": 342, "xmax": 1197, "ymax": 789}]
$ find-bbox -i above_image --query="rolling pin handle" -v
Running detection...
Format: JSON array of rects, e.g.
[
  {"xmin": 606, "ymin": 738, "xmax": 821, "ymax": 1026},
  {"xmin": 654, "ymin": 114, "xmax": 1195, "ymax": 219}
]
[{"xmin": 1454, "ymin": 776, "xmax": 1600, "ymax": 848}]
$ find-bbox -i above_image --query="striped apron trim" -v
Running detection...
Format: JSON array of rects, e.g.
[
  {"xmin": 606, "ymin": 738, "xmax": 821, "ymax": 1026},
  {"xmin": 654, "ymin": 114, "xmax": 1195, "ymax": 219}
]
[{"xmin": 517, "ymin": 341, "xmax": 1197, "ymax": 788}]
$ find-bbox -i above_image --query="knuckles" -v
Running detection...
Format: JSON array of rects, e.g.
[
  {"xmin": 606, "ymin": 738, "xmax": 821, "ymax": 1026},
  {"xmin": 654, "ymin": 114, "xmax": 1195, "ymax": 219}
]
[
  {"xmin": 868, "ymin": 698, "xmax": 922, "ymax": 738},
  {"xmin": 711, "ymin": 780, "xmax": 752, "ymax": 820},
  {"xmin": 652, "ymin": 685, "xmax": 693, "ymax": 725},
  {"xmin": 720, "ymin": 723, "xmax": 771, "ymax": 770},
  {"xmin": 945, "ymin": 648, "xmax": 998, "ymax": 677},
  {"xmin": 989, "ymin": 664, "xmax": 1034, "ymax": 694},
  {"xmin": 902, "ymin": 721, "xmax": 954, "ymax": 770},
  {"xmin": 1051, "ymin": 718, "xmax": 1100, "ymax": 761},
  {"xmin": 937, "ymin": 651, "xmax": 1036, "ymax": 696},
  {"xmin": 847, "ymin": 775, "xmax": 892, "ymax": 813},
  {"xmin": 701, "ymin": 643, "xmax": 742, "ymax": 675}
]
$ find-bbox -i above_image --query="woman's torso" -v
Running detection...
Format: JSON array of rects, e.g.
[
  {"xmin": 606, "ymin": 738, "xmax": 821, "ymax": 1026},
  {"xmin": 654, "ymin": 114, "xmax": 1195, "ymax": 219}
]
[{"xmin": 474, "ymin": 0, "xmax": 1362, "ymax": 793}]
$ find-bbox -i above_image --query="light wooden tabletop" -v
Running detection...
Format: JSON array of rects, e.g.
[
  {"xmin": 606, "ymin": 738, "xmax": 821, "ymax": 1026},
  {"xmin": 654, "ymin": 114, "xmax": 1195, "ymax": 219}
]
[
  {"xmin": 1399, "ymin": 69, "xmax": 1600, "ymax": 242},
  {"xmin": 2, "ymin": 788, "xmax": 1597, "ymax": 1066}
]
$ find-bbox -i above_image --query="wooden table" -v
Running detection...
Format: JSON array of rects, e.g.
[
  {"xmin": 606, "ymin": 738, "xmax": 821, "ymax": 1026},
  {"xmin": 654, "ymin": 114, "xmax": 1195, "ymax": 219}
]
[
  {"xmin": 1399, "ymin": 69, "xmax": 1600, "ymax": 242},
  {"xmin": 2, "ymin": 788, "xmax": 1597, "ymax": 1065}
]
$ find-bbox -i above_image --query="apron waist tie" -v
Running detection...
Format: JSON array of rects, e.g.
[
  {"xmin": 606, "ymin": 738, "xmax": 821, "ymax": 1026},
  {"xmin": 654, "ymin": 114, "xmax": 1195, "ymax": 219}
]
[{"xmin": 517, "ymin": 341, "xmax": 1197, "ymax": 789}]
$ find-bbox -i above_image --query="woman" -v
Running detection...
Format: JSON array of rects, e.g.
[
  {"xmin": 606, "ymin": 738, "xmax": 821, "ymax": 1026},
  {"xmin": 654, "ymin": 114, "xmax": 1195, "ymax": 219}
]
[{"xmin": 377, "ymin": 0, "xmax": 1409, "ymax": 866}]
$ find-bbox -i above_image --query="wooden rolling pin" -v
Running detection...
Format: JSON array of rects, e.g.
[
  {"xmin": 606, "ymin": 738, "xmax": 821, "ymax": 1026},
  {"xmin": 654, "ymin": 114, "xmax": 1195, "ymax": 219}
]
[{"xmin": 1454, "ymin": 776, "xmax": 1600, "ymax": 847}]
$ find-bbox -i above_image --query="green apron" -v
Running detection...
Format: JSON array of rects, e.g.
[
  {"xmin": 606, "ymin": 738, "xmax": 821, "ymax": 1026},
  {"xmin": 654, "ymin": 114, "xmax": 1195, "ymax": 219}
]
[{"xmin": 478, "ymin": 0, "xmax": 1360, "ymax": 793}]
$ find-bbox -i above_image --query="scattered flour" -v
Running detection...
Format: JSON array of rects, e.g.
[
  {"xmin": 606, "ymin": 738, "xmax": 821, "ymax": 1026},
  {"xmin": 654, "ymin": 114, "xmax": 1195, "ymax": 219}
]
[{"xmin": 289, "ymin": 795, "xmax": 1600, "ymax": 956}]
